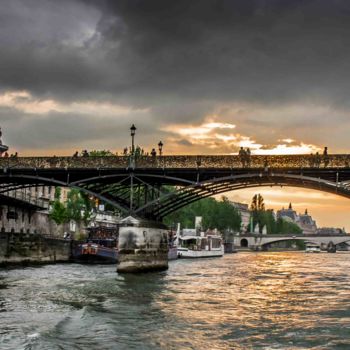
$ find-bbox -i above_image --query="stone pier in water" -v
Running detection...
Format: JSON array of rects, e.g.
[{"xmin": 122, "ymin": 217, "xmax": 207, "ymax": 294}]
[{"xmin": 117, "ymin": 216, "xmax": 169, "ymax": 273}]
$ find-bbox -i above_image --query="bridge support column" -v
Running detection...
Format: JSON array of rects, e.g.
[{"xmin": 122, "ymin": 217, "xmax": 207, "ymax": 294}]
[{"xmin": 117, "ymin": 216, "xmax": 169, "ymax": 273}]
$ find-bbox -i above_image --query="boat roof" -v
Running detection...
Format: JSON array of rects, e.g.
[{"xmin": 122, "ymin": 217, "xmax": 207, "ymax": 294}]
[
  {"xmin": 305, "ymin": 242, "xmax": 320, "ymax": 246},
  {"xmin": 179, "ymin": 235, "xmax": 222, "ymax": 240}
]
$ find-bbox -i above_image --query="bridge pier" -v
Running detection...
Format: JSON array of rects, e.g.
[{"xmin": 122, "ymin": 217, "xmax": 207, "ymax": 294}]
[{"xmin": 117, "ymin": 216, "xmax": 169, "ymax": 273}]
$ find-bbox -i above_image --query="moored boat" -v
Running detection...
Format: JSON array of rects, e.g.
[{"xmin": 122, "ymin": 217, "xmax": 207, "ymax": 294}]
[
  {"xmin": 177, "ymin": 234, "xmax": 224, "ymax": 258},
  {"xmin": 73, "ymin": 238, "xmax": 118, "ymax": 263},
  {"xmin": 305, "ymin": 242, "xmax": 321, "ymax": 253},
  {"xmin": 72, "ymin": 224, "xmax": 119, "ymax": 263}
]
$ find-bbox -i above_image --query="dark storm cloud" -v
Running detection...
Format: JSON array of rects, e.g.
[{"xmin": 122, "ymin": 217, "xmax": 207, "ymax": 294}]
[
  {"xmin": 1, "ymin": 0, "xmax": 350, "ymax": 107},
  {"xmin": 1, "ymin": 0, "xmax": 350, "ymax": 152},
  {"xmin": 0, "ymin": 107, "xmax": 160, "ymax": 152}
]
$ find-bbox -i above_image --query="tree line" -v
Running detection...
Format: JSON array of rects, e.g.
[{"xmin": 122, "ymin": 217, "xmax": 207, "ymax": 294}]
[
  {"xmin": 164, "ymin": 196, "xmax": 242, "ymax": 232},
  {"xmin": 249, "ymin": 194, "xmax": 302, "ymax": 234},
  {"xmin": 49, "ymin": 186, "xmax": 302, "ymax": 236}
]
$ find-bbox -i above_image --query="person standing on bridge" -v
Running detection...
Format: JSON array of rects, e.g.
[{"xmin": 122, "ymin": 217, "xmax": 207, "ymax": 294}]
[
  {"xmin": 323, "ymin": 146, "xmax": 329, "ymax": 167},
  {"xmin": 246, "ymin": 148, "xmax": 251, "ymax": 167},
  {"xmin": 315, "ymin": 152, "xmax": 321, "ymax": 168},
  {"xmin": 239, "ymin": 147, "xmax": 246, "ymax": 167}
]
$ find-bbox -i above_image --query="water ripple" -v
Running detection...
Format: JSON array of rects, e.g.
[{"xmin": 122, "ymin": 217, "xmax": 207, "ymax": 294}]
[{"xmin": 1, "ymin": 252, "xmax": 350, "ymax": 349}]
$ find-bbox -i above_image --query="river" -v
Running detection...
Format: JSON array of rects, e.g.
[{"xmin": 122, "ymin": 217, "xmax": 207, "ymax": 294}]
[{"xmin": 1, "ymin": 252, "xmax": 350, "ymax": 349}]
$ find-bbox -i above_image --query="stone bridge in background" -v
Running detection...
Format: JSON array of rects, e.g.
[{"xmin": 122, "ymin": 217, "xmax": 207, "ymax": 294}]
[
  {"xmin": 235, "ymin": 234, "xmax": 350, "ymax": 249},
  {"xmin": 1, "ymin": 154, "xmax": 350, "ymax": 220}
]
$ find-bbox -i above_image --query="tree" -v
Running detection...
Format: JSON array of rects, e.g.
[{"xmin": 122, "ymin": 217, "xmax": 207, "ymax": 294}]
[
  {"xmin": 250, "ymin": 193, "xmax": 266, "ymax": 232},
  {"xmin": 275, "ymin": 217, "xmax": 302, "ymax": 234},
  {"xmin": 49, "ymin": 187, "xmax": 67, "ymax": 224},
  {"xmin": 49, "ymin": 188, "xmax": 94, "ymax": 226},
  {"xmin": 250, "ymin": 193, "xmax": 265, "ymax": 211},
  {"xmin": 164, "ymin": 195, "xmax": 241, "ymax": 232},
  {"xmin": 66, "ymin": 189, "xmax": 93, "ymax": 224}
]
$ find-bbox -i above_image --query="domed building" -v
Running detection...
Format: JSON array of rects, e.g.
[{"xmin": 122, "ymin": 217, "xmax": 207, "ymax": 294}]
[
  {"xmin": 277, "ymin": 203, "xmax": 317, "ymax": 234},
  {"xmin": 277, "ymin": 203, "xmax": 298, "ymax": 222}
]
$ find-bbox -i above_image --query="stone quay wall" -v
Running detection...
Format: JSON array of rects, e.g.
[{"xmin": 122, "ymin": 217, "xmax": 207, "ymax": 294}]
[{"xmin": 0, "ymin": 231, "xmax": 71, "ymax": 266}]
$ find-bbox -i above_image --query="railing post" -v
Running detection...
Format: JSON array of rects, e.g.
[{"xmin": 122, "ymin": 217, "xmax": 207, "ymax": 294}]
[{"xmin": 130, "ymin": 172, "xmax": 134, "ymax": 214}]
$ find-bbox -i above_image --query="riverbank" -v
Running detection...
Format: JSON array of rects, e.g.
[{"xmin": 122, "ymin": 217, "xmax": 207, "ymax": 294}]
[{"xmin": 0, "ymin": 231, "xmax": 71, "ymax": 266}]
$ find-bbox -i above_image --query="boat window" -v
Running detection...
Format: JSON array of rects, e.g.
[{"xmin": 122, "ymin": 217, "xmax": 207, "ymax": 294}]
[
  {"xmin": 200, "ymin": 238, "xmax": 208, "ymax": 249},
  {"xmin": 180, "ymin": 238, "xmax": 197, "ymax": 249},
  {"xmin": 211, "ymin": 238, "xmax": 222, "ymax": 248}
]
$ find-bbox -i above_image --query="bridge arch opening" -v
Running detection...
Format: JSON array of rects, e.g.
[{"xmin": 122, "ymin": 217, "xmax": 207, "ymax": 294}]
[{"xmin": 240, "ymin": 238, "xmax": 248, "ymax": 247}]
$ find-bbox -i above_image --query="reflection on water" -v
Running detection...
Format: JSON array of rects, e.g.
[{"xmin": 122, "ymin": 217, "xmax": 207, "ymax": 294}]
[{"xmin": 1, "ymin": 252, "xmax": 350, "ymax": 349}]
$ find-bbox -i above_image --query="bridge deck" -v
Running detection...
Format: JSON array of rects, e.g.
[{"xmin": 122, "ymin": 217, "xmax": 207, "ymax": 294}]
[
  {"xmin": 0, "ymin": 154, "xmax": 350, "ymax": 169},
  {"xmin": 1, "ymin": 155, "xmax": 350, "ymax": 220}
]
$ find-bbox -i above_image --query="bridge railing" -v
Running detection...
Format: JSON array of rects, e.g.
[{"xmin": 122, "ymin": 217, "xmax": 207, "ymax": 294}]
[{"xmin": 1, "ymin": 154, "xmax": 350, "ymax": 169}]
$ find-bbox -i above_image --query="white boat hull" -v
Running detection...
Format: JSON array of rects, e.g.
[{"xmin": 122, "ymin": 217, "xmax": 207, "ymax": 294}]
[{"xmin": 177, "ymin": 246, "xmax": 224, "ymax": 258}]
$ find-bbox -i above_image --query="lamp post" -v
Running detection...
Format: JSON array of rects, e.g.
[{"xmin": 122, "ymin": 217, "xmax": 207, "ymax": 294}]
[
  {"xmin": 158, "ymin": 140, "xmax": 163, "ymax": 156},
  {"xmin": 130, "ymin": 124, "xmax": 136, "ymax": 155},
  {"xmin": 129, "ymin": 124, "xmax": 136, "ymax": 213}
]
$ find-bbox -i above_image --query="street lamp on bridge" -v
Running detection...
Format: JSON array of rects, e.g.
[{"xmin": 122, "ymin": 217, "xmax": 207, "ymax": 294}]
[
  {"xmin": 130, "ymin": 124, "xmax": 136, "ymax": 155},
  {"xmin": 158, "ymin": 140, "xmax": 163, "ymax": 156}
]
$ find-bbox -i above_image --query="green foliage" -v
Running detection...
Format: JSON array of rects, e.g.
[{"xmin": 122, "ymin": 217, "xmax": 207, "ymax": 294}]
[
  {"xmin": 275, "ymin": 217, "xmax": 302, "ymax": 234},
  {"xmin": 66, "ymin": 189, "xmax": 93, "ymax": 224},
  {"xmin": 54, "ymin": 187, "xmax": 61, "ymax": 201},
  {"xmin": 164, "ymin": 196, "xmax": 241, "ymax": 232},
  {"xmin": 49, "ymin": 200, "xmax": 67, "ymax": 225},
  {"xmin": 250, "ymin": 193, "xmax": 265, "ymax": 211},
  {"xmin": 249, "ymin": 194, "xmax": 303, "ymax": 234},
  {"xmin": 49, "ymin": 187, "xmax": 67, "ymax": 224},
  {"xmin": 49, "ymin": 188, "xmax": 94, "ymax": 225},
  {"xmin": 250, "ymin": 193, "xmax": 266, "ymax": 232}
]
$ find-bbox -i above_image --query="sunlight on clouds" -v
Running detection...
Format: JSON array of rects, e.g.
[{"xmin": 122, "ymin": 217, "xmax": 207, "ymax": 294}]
[
  {"xmin": 281, "ymin": 138, "xmax": 294, "ymax": 144},
  {"xmin": 0, "ymin": 90, "xmax": 148, "ymax": 116},
  {"xmin": 164, "ymin": 120, "xmax": 321, "ymax": 155},
  {"xmin": 215, "ymin": 134, "xmax": 237, "ymax": 142},
  {"xmin": 253, "ymin": 143, "xmax": 321, "ymax": 155},
  {"xmin": 167, "ymin": 122, "xmax": 236, "ymax": 137}
]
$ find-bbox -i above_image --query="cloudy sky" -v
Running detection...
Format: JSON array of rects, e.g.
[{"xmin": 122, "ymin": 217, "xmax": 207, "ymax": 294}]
[{"xmin": 1, "ymin": 0, "xmax": 350, "ymax": 228}]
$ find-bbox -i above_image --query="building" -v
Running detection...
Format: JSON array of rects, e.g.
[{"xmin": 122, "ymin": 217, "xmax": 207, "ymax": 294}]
[
  {"xmin": 316, "ymin": 227, "xmax": 346, "ymax": 235},
  {"xmin": 298, "ymin": 209, "xmax": 317, "ymax": 235},
  {"xmin": 277, "ymin": 203, "xmax": 317, "ymax": 234},
  {"xmin": 0, "ymin": 192, "xmax": 64, "ymax": 236},
  {"xmin": 230, "ymin": 201, "xmax": 250, "ymax": 233},
  {"xmin": 277, "ymin": 203, "xmax": 299, "ymax": 222}
]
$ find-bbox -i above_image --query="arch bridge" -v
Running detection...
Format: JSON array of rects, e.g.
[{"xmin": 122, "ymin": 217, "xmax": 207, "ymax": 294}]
[
  {"xmin": 1, "ymin": 154, "xmax": 350, "ymax": 221},
  {"xmin": 236, "ymin": 234, "xmax": 350, "ymax": 249}
]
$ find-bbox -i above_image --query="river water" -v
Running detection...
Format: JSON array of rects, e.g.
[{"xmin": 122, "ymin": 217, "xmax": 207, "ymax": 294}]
[{"xmin": 1, "ymin": 252, "xmax": 350, "ymax": 349}]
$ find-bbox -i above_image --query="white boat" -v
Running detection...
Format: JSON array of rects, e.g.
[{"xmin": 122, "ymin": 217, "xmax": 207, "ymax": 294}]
[
  {"xmin": 305, "ymin": 243, "xmax": 321, "ymax": 253},
  {"xmin": 177, "ymin": 234, "xmax": 224, "ymax": 258}
]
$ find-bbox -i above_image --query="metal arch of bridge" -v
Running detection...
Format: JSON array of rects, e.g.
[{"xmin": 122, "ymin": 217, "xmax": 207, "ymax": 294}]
[
  {"xmin": 2, "ymin": 171, "xmax": 350, "ymax": 221},
  {"xmin": 0, "ymin": 174, "xmax": 131, "ymax": 214},
  {"xmin": 0, "ymin": 172, "xmax": 196, "ymax": 218},
  {"xmin": 133, "ymin": 172, "xmax": 350, "ymax": 219},
  {"xmin": 2, "ymin": 155, "xmax": 350, "ymax": 220}
]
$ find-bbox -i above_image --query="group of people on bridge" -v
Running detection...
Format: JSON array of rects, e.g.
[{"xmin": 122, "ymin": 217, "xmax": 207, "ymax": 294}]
[
  {"xmin": 309, "ymin": 147, "xmax": 329, "ymax": 168},
  {"xmin": 72, "ymin": 146, "xmax": 160, "ymax": 159},
  {"xmin": 237, "ymin": 146, "xmax": 331, "ymax": 168},
  {"xmin": 239, "ymin": 147, "xmax": 252, "ymax": 167}
]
